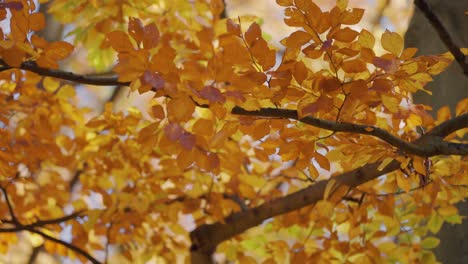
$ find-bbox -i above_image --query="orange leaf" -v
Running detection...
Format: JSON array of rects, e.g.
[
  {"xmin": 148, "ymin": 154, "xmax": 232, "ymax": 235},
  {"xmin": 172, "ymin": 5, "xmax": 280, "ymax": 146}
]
[
  {"xmin": 341, "ymin": 8, "xmax": 365, "ymax": 25},
  {"xmin": 332, "ymin": 27, "xmax": 359, "ymax": 42},
  {"xmin": 29, "ymin": 12, "xmax": 45, "ymax": 31},
  {"xmin": 128, "ymin": 17, "xmax": 144, "ymax": 44},
  {"xmin": 200, "ymin": 86, "xmax": 225, "ymax": 103},
  {"xmin": 400, "ymin": 47, "xmax": 418, "ymax": 60},
  {"xmin": 45, "ymin": 41, "xmax": 74, "ymax": 60},
  {"xmin": 456, "ymin": 98, "xmax": 468, "ymax": 116},
  {"xmin": 341, "ymin": 59, "xmax": 367, "ymax": 73},
  {"xmin": 151, "ymin": 105, "xmax": 165, "ymax": 119},
  {"xmin": 167, "ymin": 97, "xmax": 195, "ymax": 122},
  {"xmin": 276, "ymin": 0, "xmax": 293, "ymax": 6},
  {"xmin": 142, "ymin": 23, "xmax": 160, "ymax": 49},
  {"xmin": 226, "ymin": 19, "xmax": 241, "ymax": 36},
  {"xmin": 281, "ymin": 30, "xmax": 312, "ymax": 48},
  {"xmin": 244, "ymin": 22, "xmax": 261, "ymax": 46},
  {"xmin": 314, "ymin": 151, "xmax": 330, "ymax": 171},
  {"xmin": 303, "ymin": 44, "xmax": 324, "ymax": 59},
  {"xmin": 106, "ymin": 31, "xmax": 134, "ymax": 53},
  {"xmin": 293, "ymin": 61, "xmax": 308, "ymax": 84}
]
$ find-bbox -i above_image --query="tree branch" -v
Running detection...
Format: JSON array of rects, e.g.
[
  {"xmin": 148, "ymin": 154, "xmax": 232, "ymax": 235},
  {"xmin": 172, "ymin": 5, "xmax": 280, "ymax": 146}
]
[
  {"xmin": 0, "ymin": 188, "xmax": 93, "ymax": 263},
  {"xmin": 0, "ymin": 59, "xmax": 126, "ymax": 86},
  {"xmin": 189, "ymin": 160, "xmax": 401, "ymax": 262},
  {"xmin": 1, "ymin": 59, "xmax": 466, "ymax": 156},
  {"xmin": 231, "ymin": 107, "xmax": 468, "ymax": 156},
  {"xmin": 188, "ymin": 115, "xmax": 467, "ymax": 262},
  {"xmin": 0, "ymin": 186, "xmax": 20, "ymax": 225},
  {"xmin": 26, "ymin": 227, "xmax": 101, "ymax": 264},
  {"xmin": 414, "ymin": 0, "xmax": 468, "ymax": 75},
  {"xmin": 425, "ymin": 113, "xmax": 468, "ymax": 137}
]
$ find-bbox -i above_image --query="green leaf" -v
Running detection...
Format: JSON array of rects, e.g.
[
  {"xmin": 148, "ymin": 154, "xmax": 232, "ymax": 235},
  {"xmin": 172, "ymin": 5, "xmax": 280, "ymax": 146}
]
[
  {"xmin": 421, "ymin": 237, "xmax": 440, "ymax": 249},
  {"xmin": 428, "ymin": 213, "xmax": 443, "ymax": 233}
]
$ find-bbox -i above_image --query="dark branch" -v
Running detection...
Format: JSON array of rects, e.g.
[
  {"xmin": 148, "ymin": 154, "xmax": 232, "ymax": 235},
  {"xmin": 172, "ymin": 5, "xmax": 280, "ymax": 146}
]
[
  {"xmin": 425, "ymin": 113, "xmax": 468, "ymax": 137},
  {"xmin": 26, "ymin": 227, "xmax": 101, "ymax": 264},
  {"xmin": 414, "ymin": 0, "xmax": 468, "ymax": 75},
  {"xmin": 27, "ymin": 245, "xmax": 43, "ymax": 264},
  {"xmin": 0, "ymin": 59, "xmax": 126, "ymax": 86},
  {"xmin": 232, "ymin": 107, "xmax": 468, "ymax": 156},
  {"xmin": 32, "ymin": 210, "xmax": 84, "ymax": 227},
  {"xmin": 0, "ymin": 186, "xmax": 20, "ymax": 225},
  {"xmin": 190, "ymin": 160, "xmax": 401, "ymax": 261},
  {"xmin": 188, "ymin": 113, "xmax": 468, "ymax": 260},
  {"xmin": 0, "ymin": 58, "xmax": 466, "ymax": 156}
]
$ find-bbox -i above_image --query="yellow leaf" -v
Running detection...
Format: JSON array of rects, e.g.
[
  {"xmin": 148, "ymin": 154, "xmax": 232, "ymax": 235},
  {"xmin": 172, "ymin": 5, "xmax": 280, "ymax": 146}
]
[
  {"xmin": 381, "ymin": 95, "xmax": 400, "ymax": 113},
  {"xmin": 438, "ymin": 205, "xmax": 458, "ymax": 216},
  {"xmin": 358, "ymin": 29, "xmax": 375, "ymax": 49},
  {"xmin": 412, "ymin": 157, "xmax": 427, "ymax": 175},
  {"xmin": 315, "ymin": 200, "xmax": 334, "ymax": 218},
  {"xmin": 407, "ymin": 113, "xmax": 422, "ymax": 128},
  {"xmin": 43, "ymin": 77, "xmax": 60, "ymax": 93},
  {"xmin": 396, "ymin": 173, "xmax": 411, "ymax": 193},
  {"xmin": 378, "ymin": 158, "xmax": 393, "ymax": 171},
  {"xmin": 323, "ymin": 179, "xmax": 337, "ymax": 200},
  {"xmin": 239, "ymin": 174, "xmax": 267, "ymax": 188},
  {"xmin": 381, "ymin": 30, "xmax": 403, "ymax": 56},
  {"xmin": 456, "ymin": 98, "xmax": 468, "ymax": 116},
  {"xmin": 56, "ymin": 84, "xmax": 76, "ymax": 99}
]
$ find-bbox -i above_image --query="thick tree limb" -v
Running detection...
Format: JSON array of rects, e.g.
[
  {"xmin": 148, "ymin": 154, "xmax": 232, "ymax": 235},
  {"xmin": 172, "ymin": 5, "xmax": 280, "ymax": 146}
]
[
  {"xmin": 189, "ymin": 160, "xmax": 401, "ymax": 262},
  {"xmin": 188, "ymin": 116, "xmax": 467, "ymax": 262},
  {"xmin": 414, "ymin": 0, "xmax": 468, "ymax": 75}
]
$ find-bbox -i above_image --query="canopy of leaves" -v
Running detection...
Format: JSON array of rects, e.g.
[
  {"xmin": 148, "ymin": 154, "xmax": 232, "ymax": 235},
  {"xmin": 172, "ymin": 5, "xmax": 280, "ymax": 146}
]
[{"xmin": 0, "ymin": 0, "xmax": 466, "ymax": 263}]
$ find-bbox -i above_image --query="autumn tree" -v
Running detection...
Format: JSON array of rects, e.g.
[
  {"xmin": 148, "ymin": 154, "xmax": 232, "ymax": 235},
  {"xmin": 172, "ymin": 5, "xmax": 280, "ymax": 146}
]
[{"xmin": 0, "ymin": 0, "xmax": 466, "ymax": 263}]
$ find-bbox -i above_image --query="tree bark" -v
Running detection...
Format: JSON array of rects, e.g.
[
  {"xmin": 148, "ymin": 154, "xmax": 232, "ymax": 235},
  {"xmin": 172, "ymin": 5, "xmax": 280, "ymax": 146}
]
[{"xmin": 405, "ymin": 1, "xmax": 468, "ymax": 263}]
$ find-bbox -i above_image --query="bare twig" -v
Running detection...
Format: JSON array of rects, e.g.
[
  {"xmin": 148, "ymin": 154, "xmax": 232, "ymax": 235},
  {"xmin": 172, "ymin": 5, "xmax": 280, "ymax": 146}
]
[
  {"xmin": 414, "ymin": 0, "xmax": 468, "ymax": 75},
  {"xmin": 26, "ymin": 227, "xmax": 101, "ymax": 264},
  {"xmin": 0, "ymin": 186, "xmax": 20, "ymax": 225}
]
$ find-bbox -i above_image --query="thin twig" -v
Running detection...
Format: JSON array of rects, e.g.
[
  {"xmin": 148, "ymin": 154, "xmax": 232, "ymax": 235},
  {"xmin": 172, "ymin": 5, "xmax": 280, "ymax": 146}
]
[
  {"xmin": 0, "ymin": 186, "xmax": 20, "ymax": 225},
  {"xmin": 26, "ymin": 227, "xmax": 101, "ymax": 264}
]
